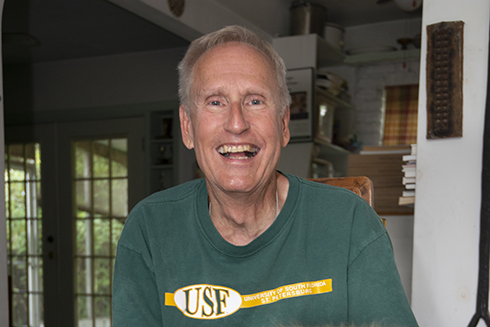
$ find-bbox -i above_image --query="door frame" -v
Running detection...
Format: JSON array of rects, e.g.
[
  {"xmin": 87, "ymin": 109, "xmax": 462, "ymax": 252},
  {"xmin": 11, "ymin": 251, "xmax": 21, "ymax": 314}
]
[{"xmin": 5, "ymin": 116, "xmax": 145, "ymax": 326}]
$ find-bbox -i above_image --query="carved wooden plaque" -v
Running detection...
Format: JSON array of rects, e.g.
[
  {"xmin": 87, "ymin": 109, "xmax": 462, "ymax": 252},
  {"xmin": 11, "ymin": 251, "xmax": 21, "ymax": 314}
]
[
  {"xmin": 168, "ymin": 0, "xmax": 185, "ymax": 17},
  {"xmin": 426, "ymin": 21, "xmax": 464, "ymax": 139}
]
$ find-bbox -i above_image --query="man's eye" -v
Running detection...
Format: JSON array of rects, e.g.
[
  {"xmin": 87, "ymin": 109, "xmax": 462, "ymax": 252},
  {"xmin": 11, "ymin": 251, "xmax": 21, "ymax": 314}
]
[
  {"xmin": 210, "ymin": 101, "xmax": 221, "ymax": 106},
  {"xmin": 249, "ymin": 99, "xmax": 262, "ymax": 105}
]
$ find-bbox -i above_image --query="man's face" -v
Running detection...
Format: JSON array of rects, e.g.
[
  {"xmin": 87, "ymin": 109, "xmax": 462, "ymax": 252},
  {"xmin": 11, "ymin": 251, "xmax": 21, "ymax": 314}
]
[{"xmin": 180, "ymin": 42, "xmax": 290, "ymax": 195}]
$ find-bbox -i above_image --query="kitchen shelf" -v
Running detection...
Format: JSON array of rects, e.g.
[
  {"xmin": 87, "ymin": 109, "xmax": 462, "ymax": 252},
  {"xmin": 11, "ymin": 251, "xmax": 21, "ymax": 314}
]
[
  {"xmin": 273, "ymin": 34, "xmax": 357, "ymax": 178},
  {"xmin": 314, "ymin": 137, "xmax": 351, "ymax": 155},
  {"xmin": 344, "ymin": 48, "xmax": 421, "ymax": 65},
  {"xmin": 274, "ymin": 34, "xmax": 421, "ymax": 67},
  {"xmin": 316, "ymin": 36, "xmax": 346, "ymax": 67},
  {"xmin": 315, "ymin": 87, "xmax": 354, "ymax": 111},
  {"xmin": 146, "ymin": 110, "xmax": 178, "ymax": 194},
  {"xmin": 313, "ymin": 137, "xmax": 351, "ymax": 177}
]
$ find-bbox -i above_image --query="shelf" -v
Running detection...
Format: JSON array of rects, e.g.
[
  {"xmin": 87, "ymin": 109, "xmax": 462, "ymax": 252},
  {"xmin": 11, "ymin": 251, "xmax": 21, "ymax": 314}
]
[
  {"xmin": 314, "ymin": 140, "xmax": 351, "ymax": 177},
  {"xmin": 146, "ymin": 109, "xmax": 178, "ymax": 194},
  {"xmin": 313, "ymin": 138, "xmax": 351, "ymax": 177},
  {"xmin": 274, "ymin": 34, "xmax": 420, "ymax": 69},
  {"xmin": 314, "ymin": 137, "xmax": 351, "ymax": 156},
  {"xmin": 344, "ymin": 48, "xmax": 421, "ymax": 65},
  {"xmin": 315, "ymin": 87, "xmax": 354, "ymax": 111},
  {"xmin": 316, "ymin": 36, "xmax": 346, "ymax": 67}
]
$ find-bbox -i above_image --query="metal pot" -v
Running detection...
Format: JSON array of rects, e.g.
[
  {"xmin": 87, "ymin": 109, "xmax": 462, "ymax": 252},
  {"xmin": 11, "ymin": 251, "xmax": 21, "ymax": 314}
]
[
  {"xmin": 324, "ymin": 23, "xmax": 344, "ymax": 51},
  {"xmin": 289, "ymin": 1, "xmax": 327, "ymax": 37}
]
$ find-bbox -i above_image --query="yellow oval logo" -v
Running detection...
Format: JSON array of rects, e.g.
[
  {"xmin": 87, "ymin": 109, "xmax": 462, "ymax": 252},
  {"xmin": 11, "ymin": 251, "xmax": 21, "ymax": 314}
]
[{"xmin": 173, "ymin": 284, "xmax": 242, "ymax": 319}]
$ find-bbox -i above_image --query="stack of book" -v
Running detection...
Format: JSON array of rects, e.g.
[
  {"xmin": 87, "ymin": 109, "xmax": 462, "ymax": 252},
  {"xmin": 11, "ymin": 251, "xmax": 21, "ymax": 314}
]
[
  {"xmin": 348, "ymin": 145, "xmax": 414, "ymax": 215},
  {"xmin": 399, "ymin": 144, "xmax": 417, "ymax": 206}
]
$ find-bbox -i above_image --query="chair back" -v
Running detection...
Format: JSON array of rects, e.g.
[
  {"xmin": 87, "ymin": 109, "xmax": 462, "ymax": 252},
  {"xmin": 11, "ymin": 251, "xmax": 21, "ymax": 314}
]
[
  {"xmin": 308, "ymin": 176, "xmax": 385, "ymax": 226},
  {"xmin": 308, "ymin": 176, "xmax": 374, "ymax": 207}
]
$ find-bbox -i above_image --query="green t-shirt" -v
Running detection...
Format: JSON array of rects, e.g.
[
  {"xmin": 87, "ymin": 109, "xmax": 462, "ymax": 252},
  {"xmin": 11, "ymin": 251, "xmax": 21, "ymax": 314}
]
[{"xmin": 113, "ymin": 173, "xmax": 418, "ymax": 327}]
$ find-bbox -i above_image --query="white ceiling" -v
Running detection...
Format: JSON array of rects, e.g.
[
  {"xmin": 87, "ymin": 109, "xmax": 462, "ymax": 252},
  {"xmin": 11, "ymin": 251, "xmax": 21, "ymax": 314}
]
[
  {"xmin": 214, "ymin": 0, "xmax": 422, "ymax": 37},
  {"xmin": 2, "ymin": 0, "xmax": 422, "ymax": 65}
]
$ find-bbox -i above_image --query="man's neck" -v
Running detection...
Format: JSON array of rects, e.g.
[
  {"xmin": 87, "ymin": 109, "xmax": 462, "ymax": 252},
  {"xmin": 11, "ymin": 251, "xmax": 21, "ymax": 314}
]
[{"xmin": 207, "ymin": 173, "xmax": 289, "ymax": 246}]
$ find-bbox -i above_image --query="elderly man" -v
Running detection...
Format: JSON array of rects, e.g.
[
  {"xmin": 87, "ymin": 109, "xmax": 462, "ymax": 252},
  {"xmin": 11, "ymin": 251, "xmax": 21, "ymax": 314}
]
[{"xmin": 113, "ymin": 26, "xmax": 418, "ymax": 327}]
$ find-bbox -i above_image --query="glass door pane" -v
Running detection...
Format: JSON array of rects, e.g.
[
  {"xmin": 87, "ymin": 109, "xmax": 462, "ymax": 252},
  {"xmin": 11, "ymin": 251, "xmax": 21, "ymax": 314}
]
[
  {"xmin": 5, "ymin": 143, "xmax": 43, "ymax": 327},
  {"xmin": 5, "ymin": 117, "xmax": 145, "ymax": 327},
  {"xmin": 74, "ymin": 139, "xmax": 128, "ymax": 327}
]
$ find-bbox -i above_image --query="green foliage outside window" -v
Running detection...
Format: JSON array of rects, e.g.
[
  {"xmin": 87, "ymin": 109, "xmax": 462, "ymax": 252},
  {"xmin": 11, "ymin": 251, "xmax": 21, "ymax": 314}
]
[
  {"xmin": 74, "ymin": 139, "xmax": 128, "ymax": 325},
  {"xmin": 5, "ymin": 139, "xmax": 128, "ymax": 327},
  {"xmin": 5, "ymin": 143, "xmax": 43, "ymax": 327}
]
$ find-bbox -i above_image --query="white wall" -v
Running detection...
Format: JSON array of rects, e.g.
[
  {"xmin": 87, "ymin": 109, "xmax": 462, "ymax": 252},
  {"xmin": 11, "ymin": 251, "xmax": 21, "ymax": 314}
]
[
  {"xmin": 411, "ymin": 0, "xmax": 490, "ymax": 326},
  {"xmin": 344, "ymin": 19, "xmax": 422, "ymax": 54},
  {"xmin": 383, "ymin": 215, "xmax": 415, "ymax": 303},
  {"xmin": 30, "ymin": 47, "xmax": 186, "ymax": 111}
]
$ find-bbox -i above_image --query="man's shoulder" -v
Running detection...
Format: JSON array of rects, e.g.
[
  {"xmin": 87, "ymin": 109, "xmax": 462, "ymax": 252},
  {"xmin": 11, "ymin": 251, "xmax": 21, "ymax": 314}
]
[
  {"xmin": 292, "ymin": 174, "xmax": 365, "ymax": 202},
  {"xmin": 123, "ymin": 179, "xmax": 204, "ymax": 230},
  {"xmin": 137, "ymin": 178, "xmax": 204, "ymax": 207}
]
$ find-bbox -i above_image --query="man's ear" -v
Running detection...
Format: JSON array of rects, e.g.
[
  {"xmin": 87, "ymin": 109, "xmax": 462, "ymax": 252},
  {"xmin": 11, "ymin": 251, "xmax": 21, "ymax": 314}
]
[
  {"xmin": 281, "ymin": 106, "xmax": 291, "ymax": 148},
  {"xmin": 179, "ymin": 105, "xmax": 194, "ymax": 149}
]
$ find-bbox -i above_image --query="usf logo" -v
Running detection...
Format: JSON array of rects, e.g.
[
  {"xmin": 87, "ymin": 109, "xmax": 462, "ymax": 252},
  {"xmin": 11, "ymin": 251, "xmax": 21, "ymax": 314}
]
[
  {"xmin": 165, "ymin": 279, "xmax": 332, "ymax": 320},
  {"xmin": 166, "ymin": 284, "xmax": 242, "ymax": 319}
]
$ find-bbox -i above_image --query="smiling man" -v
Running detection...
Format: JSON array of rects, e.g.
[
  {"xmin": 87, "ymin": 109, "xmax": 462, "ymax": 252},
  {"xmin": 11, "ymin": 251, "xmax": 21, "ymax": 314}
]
[
  {"xmin": 179, "ymin": 39, "xmax": 290, "ymax": 246},
  {"xmin": 113, "ymin": 26, "xmax": 419, "ymax": 327}
]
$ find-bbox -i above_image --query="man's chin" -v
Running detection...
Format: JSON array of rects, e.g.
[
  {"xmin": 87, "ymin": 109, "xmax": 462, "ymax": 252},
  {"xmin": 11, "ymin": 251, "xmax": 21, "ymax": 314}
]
[{"xmin": 206, "ymin": 175, "xmax": 266, "ymax": 194}]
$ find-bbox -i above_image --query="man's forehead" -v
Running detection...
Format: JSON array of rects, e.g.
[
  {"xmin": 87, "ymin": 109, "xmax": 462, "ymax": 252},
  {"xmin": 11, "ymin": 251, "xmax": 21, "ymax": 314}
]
[
  {"xmin": 187, "ymin": 42, "xmax": 281, "ymax": 104},
  {"xmin": 194, "ymin": 42, "xmax": 274, "ymax": 73}
]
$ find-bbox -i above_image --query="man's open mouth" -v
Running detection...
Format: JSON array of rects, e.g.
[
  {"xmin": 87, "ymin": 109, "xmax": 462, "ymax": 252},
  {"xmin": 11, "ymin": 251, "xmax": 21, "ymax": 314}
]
[{"xmin": 218, "ymin": 144, "xmax": 259, "ymax": 159}]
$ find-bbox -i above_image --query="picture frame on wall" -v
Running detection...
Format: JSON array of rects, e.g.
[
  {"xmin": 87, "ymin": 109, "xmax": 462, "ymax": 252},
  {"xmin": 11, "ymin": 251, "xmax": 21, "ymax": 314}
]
[{"xmin": 286, "ymin": 68, "xmax": 314, "ymax": 142}]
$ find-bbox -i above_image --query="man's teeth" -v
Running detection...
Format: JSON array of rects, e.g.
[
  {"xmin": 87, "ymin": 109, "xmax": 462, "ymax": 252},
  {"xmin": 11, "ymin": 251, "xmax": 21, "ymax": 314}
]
[
  {"xmin": 218, "ymin": 145, "xmax": 258, "ymax": 159},
  {"xmin": 218, "ymin": 145, "xmax": 255, "ymax": 153}
]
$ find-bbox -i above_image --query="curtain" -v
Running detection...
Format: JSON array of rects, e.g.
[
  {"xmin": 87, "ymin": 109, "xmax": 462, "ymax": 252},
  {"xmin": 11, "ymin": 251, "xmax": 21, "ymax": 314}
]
[{"xmin": 382, "ymin": 84, "xmax": 419, "ymax": 145}]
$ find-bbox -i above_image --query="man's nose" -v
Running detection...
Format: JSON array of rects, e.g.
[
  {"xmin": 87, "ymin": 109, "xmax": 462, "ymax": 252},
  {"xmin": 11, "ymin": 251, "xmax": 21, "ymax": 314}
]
[{"xmin": 224, "ymin": 102, "xmax": 250, "ymax": 134}]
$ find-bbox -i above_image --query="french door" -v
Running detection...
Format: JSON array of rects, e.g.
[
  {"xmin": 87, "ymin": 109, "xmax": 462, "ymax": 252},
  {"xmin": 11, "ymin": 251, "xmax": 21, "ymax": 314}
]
[{"xmin": 5, "ymin": 117, "xmax": 146, "ymax": 327}]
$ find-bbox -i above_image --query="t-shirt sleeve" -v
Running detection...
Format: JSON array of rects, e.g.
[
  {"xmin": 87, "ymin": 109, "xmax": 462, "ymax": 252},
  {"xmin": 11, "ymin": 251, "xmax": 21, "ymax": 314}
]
[
  {"xmin": 347, "ymin": 201, "xmax": 419, "ymax": 327},
  {"xmin": 112, "ymin": 209, "xmax": 162, "ymax": 327}
]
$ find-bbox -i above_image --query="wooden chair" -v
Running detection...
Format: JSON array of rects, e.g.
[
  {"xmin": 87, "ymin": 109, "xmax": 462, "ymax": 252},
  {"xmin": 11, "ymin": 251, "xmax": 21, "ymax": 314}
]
[
  {"xmin": 308, "ymin": 176, "xmax": 373, "ymax": 206},
  {"xmin": 308, "ymin": 176, "xmax": 385, "ymax": 226}
]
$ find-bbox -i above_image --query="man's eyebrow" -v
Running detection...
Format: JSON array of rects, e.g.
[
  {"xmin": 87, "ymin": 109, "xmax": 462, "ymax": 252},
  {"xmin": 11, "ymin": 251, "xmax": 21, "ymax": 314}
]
[
  {"xmin": 198, "ymin": 87, "xmax": 228, "ymax": 98},
  {"xmin": 197, "ymin": 86, "xmax": 272, "ymax": 99}
]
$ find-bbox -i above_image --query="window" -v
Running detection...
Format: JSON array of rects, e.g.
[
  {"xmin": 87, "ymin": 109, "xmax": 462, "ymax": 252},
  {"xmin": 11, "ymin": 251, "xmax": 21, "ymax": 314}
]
[
  {"xmin": 382, "ymin": 84, "xmax": 419, "ymax": 145},
  {"xmin": 5, "ymin": 117, "xmax": 145, "ymax": 327},
  {"xmin": 74, "ymin": 139, "xmax": 128, "ymax": 327},
  {"xmin": 5, "ymin": 143, "xmax": 43, "ymax": 327}
]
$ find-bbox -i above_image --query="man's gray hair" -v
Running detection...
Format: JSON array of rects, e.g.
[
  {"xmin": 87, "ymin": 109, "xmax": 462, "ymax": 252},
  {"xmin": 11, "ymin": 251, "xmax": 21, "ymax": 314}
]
[{"xmin": 177, "ymin": 25, "xmax": 291, "ymax": 116}]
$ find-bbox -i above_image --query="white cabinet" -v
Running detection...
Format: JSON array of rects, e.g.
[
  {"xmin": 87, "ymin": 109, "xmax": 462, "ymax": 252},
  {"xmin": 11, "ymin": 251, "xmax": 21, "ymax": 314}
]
[
  {"xmin": 272, "ymin": 34, "xmax": 345, "ymax": 69},
  {"xmin": 273, "ymin": 34, "xmax": 353, "ymax": 177}
]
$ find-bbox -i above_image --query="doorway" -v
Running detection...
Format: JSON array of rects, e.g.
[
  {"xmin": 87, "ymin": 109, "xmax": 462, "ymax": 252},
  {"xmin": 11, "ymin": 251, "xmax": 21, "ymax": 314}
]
[{"xmin": 5, "ymin": 117, "xmax": 145, "ymax": 327}]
